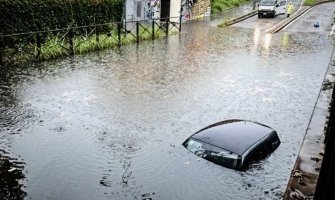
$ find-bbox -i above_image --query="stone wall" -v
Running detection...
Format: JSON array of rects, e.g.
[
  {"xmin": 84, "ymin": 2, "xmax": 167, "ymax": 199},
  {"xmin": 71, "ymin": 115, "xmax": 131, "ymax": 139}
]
[{"xmin": 192, "ymin": 0, "xmax": 211, "ymax": 18}]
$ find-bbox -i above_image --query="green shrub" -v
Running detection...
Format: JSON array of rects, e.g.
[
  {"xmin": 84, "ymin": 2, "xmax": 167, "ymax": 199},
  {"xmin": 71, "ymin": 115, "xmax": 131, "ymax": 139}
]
[
  {"xmin": 211, "ymin": 0, "xmax": 250, "ymax": 14},
  {"xmin": 303, "ymin": 0, "xmax": 316, "ymax": 6},
  {"xmin": 2, "ymin": 23, "xmax": 171, "ymax": 64},
  {"xmin": 0, "ymin": 0, "xmax": 123, "ymax": 35}
]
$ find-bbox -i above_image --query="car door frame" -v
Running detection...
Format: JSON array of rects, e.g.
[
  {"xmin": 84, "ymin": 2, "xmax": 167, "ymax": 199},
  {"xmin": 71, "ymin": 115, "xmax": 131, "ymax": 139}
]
[{"xmin": 275, "ymin": 0, "xmax": 287, "ymax": 15}]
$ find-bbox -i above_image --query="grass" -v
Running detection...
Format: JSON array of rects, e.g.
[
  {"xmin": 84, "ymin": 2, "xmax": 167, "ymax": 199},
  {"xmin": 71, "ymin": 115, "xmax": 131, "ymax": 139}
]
[
  {"xmin": 303, "ymin": 0, "xmax": 316, "ymax": 6},
  {"xmin": 304, "ymin": 0, "xmax": 335, "ymax": 6},
  {"xmin": 212, "ymin": 0, "xmax": 253, "ymax": 27},
  {"xmin": 211, "ymin": 0, "xmax": 250, "ymax": 13},
  {"xmin": 217, "ymin": 19, "xmax": 230, "ymax": 27},
  {"xmin": 3, "ymin": 24, "xmax": 172, "ymax": 65},
  {"xmin": 40, "ymin": 37, "xmax": 68, "ymax": 60}
]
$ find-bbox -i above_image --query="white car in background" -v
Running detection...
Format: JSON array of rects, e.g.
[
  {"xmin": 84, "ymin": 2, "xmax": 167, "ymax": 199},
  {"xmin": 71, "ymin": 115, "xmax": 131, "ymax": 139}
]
[{"xmin": 258, "ymin": 0, "xmax": 287, "ymax": 18}]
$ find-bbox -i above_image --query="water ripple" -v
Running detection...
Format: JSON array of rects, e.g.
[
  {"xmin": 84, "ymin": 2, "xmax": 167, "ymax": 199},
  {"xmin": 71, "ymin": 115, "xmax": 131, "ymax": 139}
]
[{"xmin": 0, "ymin": 150, "xmax": 26, "ymax": 199}]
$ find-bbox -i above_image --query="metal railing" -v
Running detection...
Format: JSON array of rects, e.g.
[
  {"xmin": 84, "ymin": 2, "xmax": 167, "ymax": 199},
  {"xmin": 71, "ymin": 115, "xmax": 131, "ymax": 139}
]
[{"xmin": 0, "ymin": 16, "xmax": 181, "ymax": 66}]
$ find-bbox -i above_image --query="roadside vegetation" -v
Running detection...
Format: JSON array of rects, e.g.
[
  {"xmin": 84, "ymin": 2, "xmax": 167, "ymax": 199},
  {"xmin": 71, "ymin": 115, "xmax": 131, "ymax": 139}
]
[
  {"xmin": 304, "ymin": 0, "xmax": 316, "ymax": 5},
  {"xmin": 0, "ymin": 0, "xmax": 121, "ymax": 64},
  {"xmin": 0, "ymin": 0, "xmax": 123, "ymax": 34},
  {"xmin": 2, "ymin": 25, "xmax": 172, "ymax": 64},
  {"xmin": 211, "ymin": 0, "xmax": 251, "ymax": 13},
  {"xmin": 0, "ymin": 0, "xmax": 178, "ymax": 65},
  {"xmin": 217, "ymin": 19, "xmax": 230, "ymax": 27},
  {"xmin": 303, "ymin": 0, "xmax": 335, "ymax": 6}
]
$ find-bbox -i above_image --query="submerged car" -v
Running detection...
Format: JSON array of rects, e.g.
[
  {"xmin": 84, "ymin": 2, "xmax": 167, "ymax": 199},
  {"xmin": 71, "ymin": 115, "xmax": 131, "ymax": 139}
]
[{"xmin": 183, "ymin": 119, "xmax": 280, "ymax": 170}]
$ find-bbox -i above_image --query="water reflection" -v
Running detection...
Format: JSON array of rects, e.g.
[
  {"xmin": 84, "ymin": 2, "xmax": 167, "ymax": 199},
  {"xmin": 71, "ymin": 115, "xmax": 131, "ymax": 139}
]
[
  {"xmin": 251, "ymin": 28, "xmax": 273, "ymax": 56},
  {"xmin": 280, "ymin": 32, "xmax": 289, "ymax": 49},
  {"xmin": 0, "ymin": 150, "xmax": 26, "ymax": 199},
  {"xmin": 253, "ymin": 28, "xmax": 261, "ymax": 46},
  {"xmin": 264, "ymin": 33, "xmax": 273, "ymax": 49}
]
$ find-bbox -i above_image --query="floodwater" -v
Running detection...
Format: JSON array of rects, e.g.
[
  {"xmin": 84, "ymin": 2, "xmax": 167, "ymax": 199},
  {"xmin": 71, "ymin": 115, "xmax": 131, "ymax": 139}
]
[{"xmin": 1, "ymin": 12, "xmax": 334, "ymax": 200}]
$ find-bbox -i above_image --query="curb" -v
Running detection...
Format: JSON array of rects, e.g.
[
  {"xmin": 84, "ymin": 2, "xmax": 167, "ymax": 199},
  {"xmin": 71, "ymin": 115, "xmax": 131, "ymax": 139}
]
[
  {"xmin": 224, "ymin": 10, "xmax": 258, "ymax": 26},
  {"xmin": 266, "ymin": 6, "xmax": 311, "ymax": 34},
  {"xmin": 211, "ymin": 1, "xmax": 258, "ymax": 19},
  {"xmin": 267, "ymin": 1, "xmax": 335, "ymax": 33}
]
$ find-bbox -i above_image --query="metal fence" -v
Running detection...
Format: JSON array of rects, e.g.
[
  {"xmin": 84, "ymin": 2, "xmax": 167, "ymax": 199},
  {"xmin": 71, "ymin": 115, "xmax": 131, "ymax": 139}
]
[{"xmin": 0, "ymin": 17, "xmax": 181, "ymax": 66}]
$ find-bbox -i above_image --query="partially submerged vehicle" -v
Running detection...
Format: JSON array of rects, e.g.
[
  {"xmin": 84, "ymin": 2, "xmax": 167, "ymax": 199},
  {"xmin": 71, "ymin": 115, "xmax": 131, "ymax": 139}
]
[
  {"xmin": 258, "ymin": 0, "xmax": 287, "ymax": 18},
  {"xmin": 183, "ymin": 120, "xmax": 280, "ymax": 170}
]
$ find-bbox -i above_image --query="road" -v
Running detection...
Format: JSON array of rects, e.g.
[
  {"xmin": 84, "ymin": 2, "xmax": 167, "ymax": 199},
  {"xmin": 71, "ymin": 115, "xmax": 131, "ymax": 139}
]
[{"xmin": 231, "ymin": 0, "xmax": 334, "ymax": 33}]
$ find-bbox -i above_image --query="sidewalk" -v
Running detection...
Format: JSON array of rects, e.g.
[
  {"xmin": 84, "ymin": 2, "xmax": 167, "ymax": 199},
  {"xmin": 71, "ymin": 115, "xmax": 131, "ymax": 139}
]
[
  {"xmin": 265, "ymin": 6, "xmax": 311, "ymax": 33},
  {"xmin": 283, "ymin": 40, "xmax": 335, "ymax": 200}
]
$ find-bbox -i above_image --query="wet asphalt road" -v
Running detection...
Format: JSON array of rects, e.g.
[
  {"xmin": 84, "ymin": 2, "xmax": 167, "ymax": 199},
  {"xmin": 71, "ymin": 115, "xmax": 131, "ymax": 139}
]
[
  {"xmin": 1, "ymin": 2, "xmax": 335, "ymax": 200},
  {"xmin": 232, "ymin": 0, "xmax": 305, "ymax": 31},
  {"xmin": 284, "ymin": 3, "xmax": 335, "ymax": 33}
]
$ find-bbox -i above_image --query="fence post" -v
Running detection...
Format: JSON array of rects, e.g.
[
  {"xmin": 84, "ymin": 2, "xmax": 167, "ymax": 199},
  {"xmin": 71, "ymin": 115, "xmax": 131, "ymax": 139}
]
[
  {"xmin": 152, "ymin": 20, "xmax": 155, "ymax": 40},
  {"xmin": 179, "ymin": 14, "xmax": 182, "ymax": 32},
  {"xmin": 36, "ymin": 33, "xmax": 41, "ymax": 60},
  {"xmin": 68, "ymin": 27, "xmax": 74, "ymax": 56},
  {"xmin": 95, "ymin": 25, "xmax": 99, "ymax": 48},
  {"xmin": 117, "ymin": 23, "xmax": 121, "ymax": 47},
  {"xmin": 0, "ymin": 34, "xmax": 3, "ymax": 66},
  {"xmin": 0, "ymin": 50, "xmax": 2, "ymax": 66},
  {"xmin": 165, "ymin": 18, "xmax": 169, "ymax": 36},
  {"xmin": 136, "ymin": 21, "xmax": 139, "ymax": 44},
  {"xmin": 36, "ymin": 22, "xmax": 42, "ymax": 60}
]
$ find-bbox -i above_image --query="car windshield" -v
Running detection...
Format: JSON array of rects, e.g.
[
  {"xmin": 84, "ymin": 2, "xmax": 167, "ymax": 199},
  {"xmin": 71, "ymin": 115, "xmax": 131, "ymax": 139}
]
[
  {"xmin": 260, "ymin": 0, "xmax": 276, "ymax": 6},
  {"xmin": 184, "ymin": 139, "xmax": 240, "ymax": 169}
]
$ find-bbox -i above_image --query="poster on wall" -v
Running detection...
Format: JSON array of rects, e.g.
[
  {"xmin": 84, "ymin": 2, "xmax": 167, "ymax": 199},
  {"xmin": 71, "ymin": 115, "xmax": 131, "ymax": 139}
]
[
  {"xmin": 147, "ymin": 0, "xmax": 160, "ymax": 20},
  {"xmin": 181, "ymin": 0, "xmax": 193, "ymax": 22},
  {"xmin": 181, "ymin": 0, "xmax": 211, "ymax": 22}
]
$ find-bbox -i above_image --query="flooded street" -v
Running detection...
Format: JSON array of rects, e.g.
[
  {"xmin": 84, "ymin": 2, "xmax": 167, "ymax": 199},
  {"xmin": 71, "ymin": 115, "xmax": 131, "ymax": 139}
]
[{"xmin": 1, "ymin": 4, "xmax": 335, "ymax": 200}]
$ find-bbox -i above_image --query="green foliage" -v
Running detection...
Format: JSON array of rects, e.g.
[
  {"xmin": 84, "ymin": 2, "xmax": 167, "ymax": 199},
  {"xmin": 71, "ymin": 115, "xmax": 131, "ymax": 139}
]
[
  {"xmin": 2, "ymin": 24, "xmax": 170, "ymax": 64},
  {"xmin": 0, "ymin": 0, "xmax": 123, "ymax": 35},
  {"xmin": 40, "ymin": 36, "xmax": 68, "ymax": 60},
  {"xmin": 217, "ymin": 19, "xmax": 229, "ymax": 27},
  {"xmin": 303, "ymin": 0, "xmax": 316, "ymax": 6},
  {"xmin": 0, "ymin": 0, "xmax": 178, "ymax": 65},
  {"xmin": 211, "ymin": 0, "xmax": 250, "ymax": 14}
]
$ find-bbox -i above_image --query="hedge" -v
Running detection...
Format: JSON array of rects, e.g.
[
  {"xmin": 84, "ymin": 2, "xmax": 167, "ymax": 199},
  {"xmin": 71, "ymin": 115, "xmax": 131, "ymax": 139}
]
[{"xmin": 0, "ymin": 0, "xmax": 123, "ymax": 34}]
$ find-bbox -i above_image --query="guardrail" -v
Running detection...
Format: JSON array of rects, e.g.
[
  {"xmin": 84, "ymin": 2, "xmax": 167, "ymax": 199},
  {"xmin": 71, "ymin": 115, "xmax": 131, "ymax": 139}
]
[{"xmin": 0, "ymin": 17, "xmax": 181, "ymax": 66}]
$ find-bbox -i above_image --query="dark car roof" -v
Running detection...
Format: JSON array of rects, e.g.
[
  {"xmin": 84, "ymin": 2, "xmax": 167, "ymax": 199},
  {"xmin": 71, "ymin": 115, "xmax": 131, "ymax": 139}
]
[{"xmin": 191, "ymin": 120, "xmax": 274, "ymax": 155}]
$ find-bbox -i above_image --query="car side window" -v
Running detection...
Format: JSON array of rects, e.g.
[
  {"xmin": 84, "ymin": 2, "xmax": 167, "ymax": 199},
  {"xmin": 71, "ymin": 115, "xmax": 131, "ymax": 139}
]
[
  {"xmin": 205, "ymin": 149, "xmax": 239, "ymax": 169},
  {"xmin": 244, "ymin": 145, "xmax": 268, "ymax": 168},
  {"xmin": 265, "ymin": 132, "xmax": 280, "ymax": 152},
  {"xmin": 253, "ymin": 146, "xmax": 267, "ymax": 161}
]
